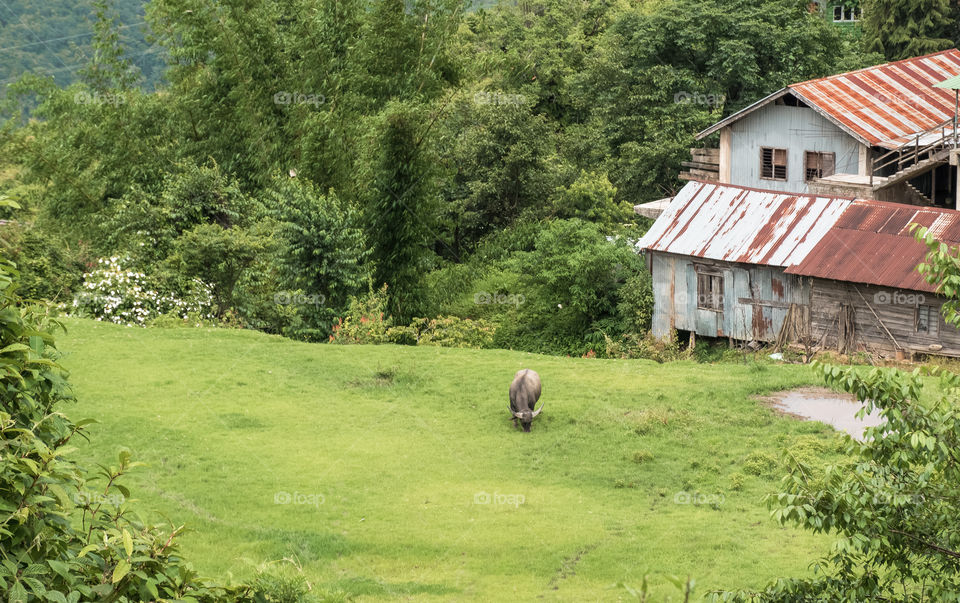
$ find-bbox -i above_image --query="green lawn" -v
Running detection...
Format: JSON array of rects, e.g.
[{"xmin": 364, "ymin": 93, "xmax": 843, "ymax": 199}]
[{"xmin": 57, "ymin": 319, "xmax": 845, "ymax": 601}]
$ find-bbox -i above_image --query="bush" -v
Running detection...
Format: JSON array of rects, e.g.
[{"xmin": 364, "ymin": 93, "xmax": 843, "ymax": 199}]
[
  {"xmin": 548, "ymin": 171, "xmax": 632, "ymax": 228},
  {"xmin": 0, "ymin": 221, "xmax": 89, "ymax": 302},
  {"xmin": 267, "ymin": 177, "xmax": 369, "ymax": 340},
  {"xmin": 615, "ymin": 268, "xmax": 655, "ymax": 335},
  {"xmin": 73, "ymin": 256, "xmax": 214, "ymax": 326},
  {"xmin": 410, "ymin": 315, "xmax": 497, "ymax": 349},
  {"xmin": 0, "ymin": 256, "xmax": 230, "ymax": 601},
  {"xmin": 167, "ymin": 223, "xmax": 263, "ymax": 316},
  {"xmin": 330, "ymin": 284, "xmax": 392, "ymax": 345}
]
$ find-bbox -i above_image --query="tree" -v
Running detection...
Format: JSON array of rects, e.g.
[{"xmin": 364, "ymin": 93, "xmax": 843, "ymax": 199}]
[
  {"xmin": 364, "ymin": 102, "xmax": 440, "ymax": 322},
  {"xmin": 715, "ymin": 225, "xmax": 960, "ymax": 601},
  {"xmin": 862, "ymin": 0, "xmax": 955, "ymax": 60},
  {"xmin": 269, "ymin": 177, "xmax": 369, "ymax": 339}
]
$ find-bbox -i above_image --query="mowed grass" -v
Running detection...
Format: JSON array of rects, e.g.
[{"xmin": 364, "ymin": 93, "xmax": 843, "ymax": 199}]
[{"xmin": 57, "ymin": 319, "xmax": 846, "ymax": 601}]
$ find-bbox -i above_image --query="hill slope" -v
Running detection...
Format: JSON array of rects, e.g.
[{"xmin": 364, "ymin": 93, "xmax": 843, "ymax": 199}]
[
  {"xmin": 0, "ymin": 0, "xmax": 162, "ymax": 92},
  {"xmin": 59, "ymin": 319, "xmax": 841, "ymax": 600}
]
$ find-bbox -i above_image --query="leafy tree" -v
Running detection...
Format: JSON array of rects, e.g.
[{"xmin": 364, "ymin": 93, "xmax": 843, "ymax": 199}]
[
  {"xmin": 575, "ymin": 0, "xmax": 853, "ymax": 202},
  {"xmin": 268, "ymin": 177, "xmax": 369, "ymax": 339},
  {"xmin": 862, "ymin": 0, "xmax": 955, "ymax": 60},
  {"xmin": 498, "ymin": 219, "xmax": 644, "ymax": 354},
  {"xmin": 439, "ymin": 95, "xmax": 559, "ymax": 254},
  {"xmin": 548, "ymin": 170, "xmax": 630, "ymax": 228},
  {"xmin": 364, "ymin": 102, "xmax": 440, "ymax": 322},
  {"xmin": 715, "ymin": 363, "xmax": 960, "ymax": 601}
]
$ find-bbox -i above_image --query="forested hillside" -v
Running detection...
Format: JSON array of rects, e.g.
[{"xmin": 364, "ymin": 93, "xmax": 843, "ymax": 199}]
[
  {"xmin": 0, "ymin": 0, "xmax": 955, "ymax": 359},
  {"xmin": 0, "ymin": 0, "xmax": 910, "ymax": 356},
  {"xmin": 0, "ymin": 0, "xmax": 162, "ymax": 92}
]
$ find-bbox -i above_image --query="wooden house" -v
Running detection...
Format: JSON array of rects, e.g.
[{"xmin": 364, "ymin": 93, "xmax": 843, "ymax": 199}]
[
  {"xmin": 683, "ymin": 50, "xmax": 960, "ymax": 208},
  {"xmin": 640, "ymin": 180, "xmax": 960, "ymax": 357},
  {"xmin": 637, "ymin": 181, "xmax": 851, "ymax": 343},
  {"xmin": 786, "ymin": 200, "xmax": 960, "ymax": 357}
]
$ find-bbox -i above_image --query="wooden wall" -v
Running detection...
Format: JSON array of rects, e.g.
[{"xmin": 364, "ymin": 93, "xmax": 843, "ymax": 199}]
[
  {"xmin": 650, "ymin": 252, "xmax": 809, "ymax": 342},
  {"xmin": 809, "ymin": 278, "xmax": 960, "ymax": 357}
]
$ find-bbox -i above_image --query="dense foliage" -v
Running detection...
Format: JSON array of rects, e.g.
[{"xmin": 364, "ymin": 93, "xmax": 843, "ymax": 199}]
[{"xmin": 0, "ymin": 0, "xmax": 910, "ymax": 356}]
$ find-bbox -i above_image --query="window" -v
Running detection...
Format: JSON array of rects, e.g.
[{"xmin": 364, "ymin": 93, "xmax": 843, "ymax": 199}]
[
  {"xmin": 697, "ymin": 271, "xmax": 724, "ymax": 311},
  {"xmin": 761, "ymin": 147, "xmax": 788, "ymax": 181},
  {"xmin": 833, "ymin": 4, "xmax": 861, "ymax": 21},
  {"xmin": 915, "ymin": 305, "xmax": 938, "ymax": 336},
  {"xmin": 804, "ymin": 151, "xmax": 836, "ymax": 181}
]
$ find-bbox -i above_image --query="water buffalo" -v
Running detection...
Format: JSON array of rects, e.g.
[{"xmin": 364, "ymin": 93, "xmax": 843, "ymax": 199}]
[{"xmin": 509, "ymin": 369, "xmax": 543, "ymax": 432}]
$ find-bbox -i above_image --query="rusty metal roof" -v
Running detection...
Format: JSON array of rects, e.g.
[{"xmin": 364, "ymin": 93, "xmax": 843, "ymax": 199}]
[
  {"xmin": 637, "ymin": 181, "xmax": 853, "ymax": 267},
  {"xmin": 698, "ymin": 50, "xmax": 960, "ymax": 149},
  {"xmin": 791, "ymin": 49, "xmax": 960, "ymax": 149},
  {"xmin": 786, "ymin": 200, "xmax": 960, "ymax": 292}
]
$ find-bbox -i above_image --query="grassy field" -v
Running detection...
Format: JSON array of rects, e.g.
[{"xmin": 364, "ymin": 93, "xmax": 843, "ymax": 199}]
[{"xmin": 56, "ymin": 319, "xmax": 848, "ymax": 601}]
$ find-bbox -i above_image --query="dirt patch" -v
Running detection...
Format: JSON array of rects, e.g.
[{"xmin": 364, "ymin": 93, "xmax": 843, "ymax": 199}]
[{"xmin": 758, "ymin": 387, "xmax": 884, "ymax": 441}]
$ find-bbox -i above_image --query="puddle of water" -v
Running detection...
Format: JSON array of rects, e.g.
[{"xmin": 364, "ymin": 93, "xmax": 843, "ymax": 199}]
[{"xmin": 767, "ymin": 388, "xmax": 884, "ymax": 441}]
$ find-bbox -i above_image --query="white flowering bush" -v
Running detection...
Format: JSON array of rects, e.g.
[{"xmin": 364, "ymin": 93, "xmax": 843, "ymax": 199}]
[{"xmin": 73, "ymin": 256, "xmax": 214, "ymax": 326}]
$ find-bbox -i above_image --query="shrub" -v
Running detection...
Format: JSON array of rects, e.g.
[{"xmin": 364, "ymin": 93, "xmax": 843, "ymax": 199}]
[
  {"xmin": 410, "ymin": 315, "xmax": 497, "ymax": 349},
  {"xmin": 0, "ymin": 221, "xmax": 89, "ymax": 302},
  {"xmin": 330, "ymin": 284, "xmax": 392, "ymax": 344},
  {"xmin": 742, "ymin": 451, "xmax": 779, "ymax": 477},
  {"xmin": 548, "ymin": 171, "xmax": 632, "ymax": 228},
  {"xmin": 167, "ymin": 223, "xmax": 263, "ymax": 316},
  {"xmin": 73, "ymin": 256, "xmax": 214, "ymax": 326},
  {"xmin": 502, "ymin": 219, "xmax": 646, "ymax": 355},
  {"xmin": 604, "ymin": 331, "xmax": 685, "ymax": 362},
  {"xmin": 0, "ymin": 256, "xmax": 230, "ymax": 601},
  {"xmin": 267, "ymin": 177, "xmax": 369, "ymax": 340},
  {"xmin": 615, "ymin": 269, "xmax": 655, "ymax": 336}
]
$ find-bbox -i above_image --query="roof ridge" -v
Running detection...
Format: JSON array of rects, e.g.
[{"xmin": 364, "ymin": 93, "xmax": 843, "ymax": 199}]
[
  {"xmin": 790, "ymin": 48, "xmax": 960, "ymax": 88},
  {"xmin": 851, "ymin": 197, "xmax": 960, "ymax": 216},
  {"xmin": 688, "ymin": 178, "xmax": 858, "ymax": 202}
]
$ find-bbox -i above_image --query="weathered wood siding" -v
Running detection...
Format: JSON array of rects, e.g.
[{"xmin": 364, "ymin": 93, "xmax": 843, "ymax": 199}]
[
  {"xmin": 729, "ymin": 104, "xmax": 861, "ymax": 193},
  {"xmin": 650, "ymin": 251, "xmax": 810, "ymax": 341},
  {"xmin": 809, "ymin": 279, "xmax": 960, "ymax": 356}
]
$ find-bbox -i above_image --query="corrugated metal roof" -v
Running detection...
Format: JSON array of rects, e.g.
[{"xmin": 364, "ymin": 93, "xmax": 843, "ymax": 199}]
[
  {"xmin": 698, "ymin": 50, "xmax": 960, "ymax": 149},
  {"xmin": 637, "ymin": 181, "xmax": 853, "ymax": 267},
  {"xmin": 785, "ymin": 200, "xmax": 960, "ymax": 292},
  {"xmin": 790, "ymin": 49, "xmax": 960, "ymax": 149}
]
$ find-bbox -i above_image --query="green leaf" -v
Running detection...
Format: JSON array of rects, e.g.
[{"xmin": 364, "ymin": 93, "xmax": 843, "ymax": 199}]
[
  {"xmin": 77, "ymin": 544, "xmax": 97, "ymax": 558},
  {"xmin": 122, "ymin": 529, "xmax": 133, "ymax": 557},
  {"xmin": 111, "ymin": 559, "xmax": 130, "ymax": 584}
]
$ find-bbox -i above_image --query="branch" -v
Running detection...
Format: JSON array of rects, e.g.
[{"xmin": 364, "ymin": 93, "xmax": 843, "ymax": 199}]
[{"xmin": 890, "ymin": 528, "xmax": 960, "ymax": 559}]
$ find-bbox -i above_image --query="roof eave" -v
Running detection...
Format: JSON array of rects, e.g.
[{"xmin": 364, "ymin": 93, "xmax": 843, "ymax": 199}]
[{"xmin": 694, "ymin": 88, "xmax": 790, "ymax": 140}]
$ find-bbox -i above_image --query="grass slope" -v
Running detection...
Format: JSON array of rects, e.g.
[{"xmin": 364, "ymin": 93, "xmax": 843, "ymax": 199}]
[{"xmin": 58, "ymin": 319, "xmax": 845, "ymax": 601}]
